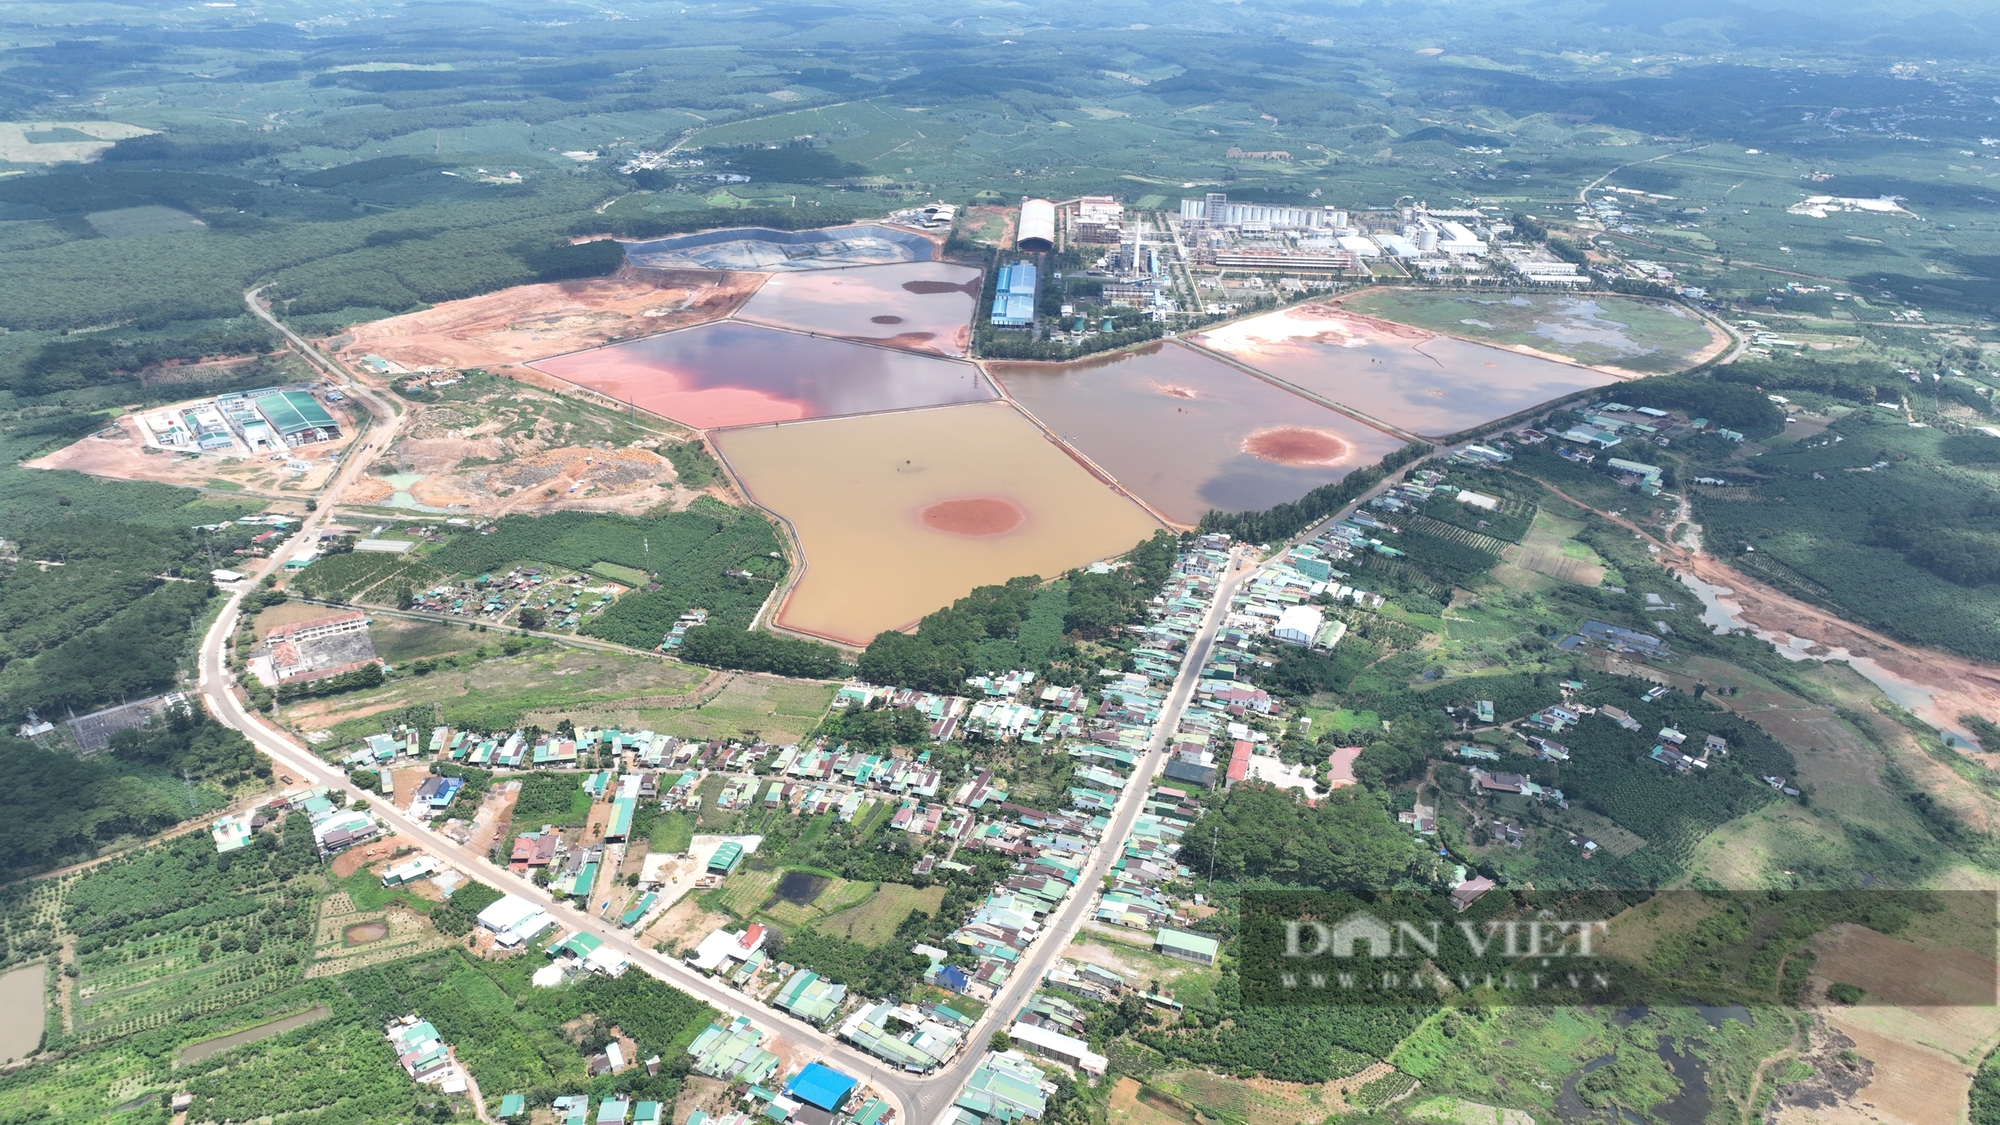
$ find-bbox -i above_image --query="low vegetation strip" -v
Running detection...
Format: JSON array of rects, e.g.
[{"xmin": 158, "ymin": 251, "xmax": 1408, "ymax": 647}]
[{"xmin": 175, "ymin": 1004, "xmax": 331, "ymax": 1065}]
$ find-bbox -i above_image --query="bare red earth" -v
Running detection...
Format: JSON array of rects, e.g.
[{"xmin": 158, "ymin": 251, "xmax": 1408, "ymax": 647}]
[{"xmin": 919, "ymin": 497, "xmax": 1026, "ymax": 537}]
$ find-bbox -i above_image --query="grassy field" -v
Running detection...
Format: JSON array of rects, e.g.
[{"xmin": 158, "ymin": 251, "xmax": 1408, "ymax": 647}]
[
  {"xmin": 644, "ymin": 674, "xmax": 837, "ymax": 747},
  {"xmin": 592, "ymin": 562, "xmax": 651, "ymax": 587},
  {"xmin": 817, "ymin": 883, "xmax": 947, "ymax": 945},
  {"xmin": 369, "ymin": 617, "xmax": 487, "ymax": 665},
  {"xmin": 282, "ymin": 642, "xmax": 708, "ymax": 744},
  {"xmin": 650, "ymin": 812, "xmax": 696, "ymax": 855}
]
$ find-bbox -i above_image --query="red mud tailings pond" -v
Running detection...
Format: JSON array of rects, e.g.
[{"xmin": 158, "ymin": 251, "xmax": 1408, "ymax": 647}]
[
  {"xmin": 990, "ymin": 341, "xmax": 1403, "ymax": 526},
  {"xmin": 1195, "ymin": 304, "xmax": 1616, "ymax": 438},
  {"xmin": 920, "ymin": 497, "xmax": 1026, "ymax": 537},
  {"xmin": 712, "ymin": 401, "xmax": 1160, "ymax": 644},
  {"xmin": 735, "ymin": 262, "xmax": 983, "ymax": 355},
  {"xmin": 531, "ymin": 320, "xmax": 994, "ymax": 430},
  {"xmin": 1242, "ymin": 426, "xmax": 1355, "ymax": 467}
]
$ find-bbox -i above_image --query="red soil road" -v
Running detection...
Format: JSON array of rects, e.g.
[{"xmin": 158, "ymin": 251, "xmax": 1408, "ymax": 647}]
[
  {"xmin": 919, "ymin": 497, "xmax": 1026, "ymax": 537},
  {"xmin": 1242, "ymin": 426, "xmax": 1356, "ymax": 467}
]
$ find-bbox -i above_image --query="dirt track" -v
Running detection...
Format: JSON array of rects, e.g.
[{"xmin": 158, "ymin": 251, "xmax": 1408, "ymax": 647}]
[{"xmin": 332, "ymin": 267, "xmax": 765, "ymax": 371}]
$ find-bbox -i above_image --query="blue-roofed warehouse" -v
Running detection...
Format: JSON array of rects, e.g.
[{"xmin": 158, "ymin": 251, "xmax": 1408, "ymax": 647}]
[
  {"xmin": 990, "ymin": 261, "xmax": 1037, "ymax": 327},
  {"xmin": 786, "ymin": 1062, "xmax": 859, "ymax": 1112}
]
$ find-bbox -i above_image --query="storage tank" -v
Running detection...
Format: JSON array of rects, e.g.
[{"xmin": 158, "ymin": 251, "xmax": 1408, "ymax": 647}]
[{"xmin": 1017, "ymin": 198, "xmax": 1056, "ymax": 252}]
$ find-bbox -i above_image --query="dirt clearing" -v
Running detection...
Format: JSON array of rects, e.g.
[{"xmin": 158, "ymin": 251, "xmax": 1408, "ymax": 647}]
[
  {"xmin": 27, "ymin": 412, "xmax": 352, "ymax": 496},
  {"xmin": 1776, "ymin": 924, "xmax": 2000, "ymax": 1125},
  {"xmin": 332, "ymin": 267, "xmax": 764, "ymax": 371}
]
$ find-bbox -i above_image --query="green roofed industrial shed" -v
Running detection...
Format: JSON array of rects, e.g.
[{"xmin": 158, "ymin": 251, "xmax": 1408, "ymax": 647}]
[
  {"xmin": 252, "ymin": 390, "xmax": 340, "ymax": 445},
  {"xmin": 707, "ymin": 841, "xmax": 745, "ymax": 874},
  {"xmin": 1154, "ymin": 928, "xmax": 1220, "ymax": 964}
]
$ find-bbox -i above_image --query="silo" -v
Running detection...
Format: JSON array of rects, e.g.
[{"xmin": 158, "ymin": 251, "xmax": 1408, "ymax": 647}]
[{"xmin": 1017, "ymin": 198, "xmax": 1056, "ymax": 252}]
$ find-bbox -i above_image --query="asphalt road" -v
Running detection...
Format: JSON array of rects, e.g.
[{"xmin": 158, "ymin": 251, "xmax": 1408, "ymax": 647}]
[
  {"xmin": 197, "ymin": 535, "xmax": 1255, "ymax": 1124},
  {"xmin": 200, "ymin": 290, "xmax": 1264, "ymax": 1122}
]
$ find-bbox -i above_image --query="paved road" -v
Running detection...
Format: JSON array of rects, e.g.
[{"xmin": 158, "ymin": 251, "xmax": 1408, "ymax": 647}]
[
  {"xmin": 197, "ymin": 538, "xmax": 1255, "ymax": 1124},
  {"xmin": 909, "ymin": 545, "xmax": 1256, "ymax": 1120},
  {"xmin": 203, "ymin": 287, "xmax": 1264, "ymax": 1122}
]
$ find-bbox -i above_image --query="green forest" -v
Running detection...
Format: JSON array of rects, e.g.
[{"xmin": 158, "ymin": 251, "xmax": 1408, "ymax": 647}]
[{"xmin": 857, "ymin": 531, "xmax": 1176, "ymax": 692}]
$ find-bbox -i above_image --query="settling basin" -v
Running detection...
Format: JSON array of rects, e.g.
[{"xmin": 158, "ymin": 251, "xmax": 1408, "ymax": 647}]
[
  {"xmin": 736, "ymin": 262, "xmax": 982, "ymax": 356},
  {"xmin": 175, "ymin": 1004, "xmax": 333, "ymax": 1066},
  {"xmin": 1196, "ymin": 303, "xmax": 1617, "ymax": 438},
  {"xmin": 713, "ymin": 401, "xmax": 1162, "ymax": 645},
  {"xmin": 0, "ymin": 963, "xmax": 45, "ymax": 1063},
  {"xmin": 991, "ymin": 341, "xmax": 1405, "ymax": 526},
  {"xmin": 532, "ymin": 321, "xmax": 996, "ymax": 430}
]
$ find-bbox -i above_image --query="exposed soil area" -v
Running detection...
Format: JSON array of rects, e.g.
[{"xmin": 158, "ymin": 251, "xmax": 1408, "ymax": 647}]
[
  {"xmin": 1680, "ymin": 549, "xmax": 2000, "ymax": 750},
  {"xmin": 342, "ymin": 921, "xmax": 388, "ymax": 946},
  {"xmin": 919, "ymin": 497, "xmax": 1026, "ymax": 537},
  {"xmin": 1535, "ymin": 476, "xmax": 2000, "ymax": 758},
  {"xmin": 355, "ymin": 382, "xmax": 697, "ymax": 516},
  {"xmin": 331, "ymin": 267, "xmax": 764, "ymax": 371},
  {"xmin": 27, "ymin": 411, "xmax": 352, "ymax": 496},
  {"xmin": 1241, "ymin": 426, "xmax": 1355, "ymax": 467},
  {"xmin": 1788, "ymin": 924, "xmax": 2000, "ymax": 1125}
]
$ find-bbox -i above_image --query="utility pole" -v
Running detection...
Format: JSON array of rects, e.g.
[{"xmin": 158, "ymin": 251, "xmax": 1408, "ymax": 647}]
[{"xmin": 1206, "ymin": 824, "xmax": 1218, "ymax": 895}]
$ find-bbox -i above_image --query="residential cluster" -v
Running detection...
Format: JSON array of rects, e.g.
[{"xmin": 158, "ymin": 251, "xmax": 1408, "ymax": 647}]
[
  {"xmin": 386, "ymin": 1014, "xmax": 469, "ymax": 1096},
  {"xmin": 209, "ymin": 784, "xmax": 383, "ymax": 856},
  {"xmin": 406, "ymin": 566, "xmax": 626, "ymax": 630}
]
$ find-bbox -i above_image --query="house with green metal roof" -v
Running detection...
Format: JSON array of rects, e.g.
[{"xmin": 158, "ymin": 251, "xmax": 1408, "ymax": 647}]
[
  {"xmin": 687, "ymin": 1018, "xmax": 781, "ymax": 1084},
  {"xmin": 960, "ymin": 1053, "xmax": 1047, "ymax": 1119},
  {"xmin": 773, "ymin": 969, "xmax": 846, "ymax": 1025},
  {"xmin": 550, "ymin": 931, "xmax": 604, "ymax": 960},
  {"xmin": 497, "ymin": 1095, "xmax": 527, "ymax": 1119},
  {"xmin": 607, "ymin": 796, "xmax": 637, "ymax": 841}
]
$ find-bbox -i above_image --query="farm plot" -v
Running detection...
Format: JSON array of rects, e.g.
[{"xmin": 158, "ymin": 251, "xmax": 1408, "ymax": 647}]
[
  {"xmin": 51, "ymin": 824, "xmax": 324, "ymax": 1048},
  {"xmin": 817, "ymin": 884, "xmax": 947, "ymax": 945}
]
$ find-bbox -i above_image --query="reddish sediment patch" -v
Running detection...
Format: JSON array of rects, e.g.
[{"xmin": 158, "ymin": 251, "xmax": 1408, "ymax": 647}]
[
  {"xmin": 1151, "ymin": 382, "xmax": 1198, "ymax": 399},
  {"xmin": 919, "ymin": 497, "xmax": 1025, "ymax": 537},
  {"xmin": 871, "ymin": 315, "xmax": 905, "ymax": 324},
  {"xmin": 1242, "ymin": 426, "xmax": 1355, "ymax": 467}
]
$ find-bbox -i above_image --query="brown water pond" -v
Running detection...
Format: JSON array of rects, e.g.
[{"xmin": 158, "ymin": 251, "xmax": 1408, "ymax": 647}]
[
  {"xmin": 991, "ymin": 341, "xmax": 1405, "ymax": 526},
  {"xmin": 713, "ymin": 401, "xmax": 1161, "ymax": 644},
  {"xmin": 533, "ymin": 321, "xmax": 994, "ymax": 430},
  {"xmin": 0, "ymin": 963, "xmax": 43, "ymax": 1063},
  {"xmin": 1195, "ymin": 303, "xmax": 1618, "ymax": 438},
  {"xmin": 736, "ymin": 262, "xmax": 982, "ymax": 355}
]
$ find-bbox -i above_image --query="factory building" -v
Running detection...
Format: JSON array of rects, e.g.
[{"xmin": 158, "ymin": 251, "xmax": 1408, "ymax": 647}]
[
  {"xmin": 1073, "ymin": 195, "xmax": 1124, "ymax": 244},
  {"xmin": 990, "ymin": 261, "xmax": 1038, "ymax": 327},
  {"xmin": 253, "ymin": 390, "xmax": 342, "ymax": 446},
  {"xmin": 1017, "ymin": 198, "xmax": 1056, "ymax": 251},
  {"xmin": 1178, "ymin": 192, "xmax": 1347, "ymax": 231}
]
